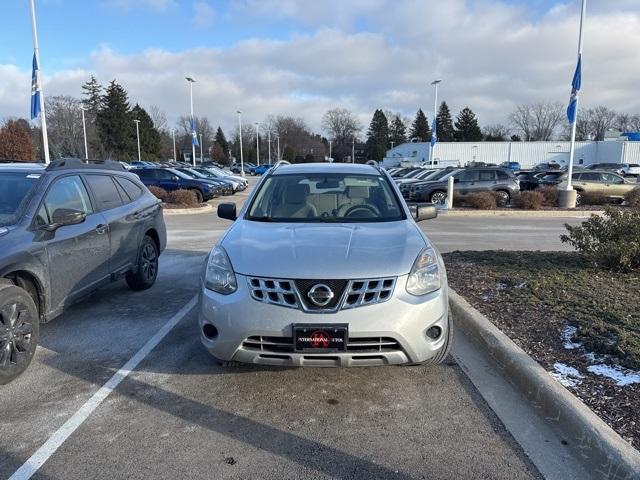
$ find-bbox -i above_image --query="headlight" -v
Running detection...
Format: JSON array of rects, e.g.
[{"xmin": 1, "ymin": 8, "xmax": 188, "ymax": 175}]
[
  {"xmin": 406, "ymin": 247, "xmax": 441, "ymax": 296},
  {"xmin": 204, "ymin": 246, "xmax": 237, "ymax": 294}
]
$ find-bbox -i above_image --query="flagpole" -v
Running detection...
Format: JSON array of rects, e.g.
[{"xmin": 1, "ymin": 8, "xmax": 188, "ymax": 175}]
[
  {"xmin": 429, "ymin": 79, "xmax": 441, "ymax": 167},
  {"xmin": 80, "ymin": 106, "xmax": 88, "ymax": 159},
  {"xmin": 29, "ymin": 0, "xmax": 50, "ymax": 164},
  {"xmin": 564, "ymin": 0, "xmax": 586, "ymax": 208},
  {"xmin": 186, "ymin": 77, "xmax": 196, "ymax": 166}
]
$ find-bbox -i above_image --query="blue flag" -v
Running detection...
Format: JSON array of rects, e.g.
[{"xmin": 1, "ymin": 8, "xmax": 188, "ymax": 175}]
[
  {"xmin": 30, "ymin": 53, "xmax": 41, "ymax": 120},
  {"xmin": 567, "ymin": 54, "xmax": 581, "ymax": 124},
  {"xmin": 191, "ymin": 116, "xmax": 199, "ymax": 146},
  {"xmin": 430, "ymin": 118, "xmax": 437, "ymax": 147}
]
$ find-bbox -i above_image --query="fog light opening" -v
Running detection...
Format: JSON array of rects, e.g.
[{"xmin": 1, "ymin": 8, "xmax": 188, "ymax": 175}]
[
  {"xmin": 426, "ymin": 326, "xmax": 442, "ymax": 340},
  {"xmin": 202, "ymin": 323, "xmax": 219, "ymax": 340}
]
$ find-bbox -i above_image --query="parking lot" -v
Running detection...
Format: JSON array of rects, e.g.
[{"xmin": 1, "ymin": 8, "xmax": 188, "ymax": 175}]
[{"xmin": 0, "ymin": 179, "xmax": 587, "ymax": 479}]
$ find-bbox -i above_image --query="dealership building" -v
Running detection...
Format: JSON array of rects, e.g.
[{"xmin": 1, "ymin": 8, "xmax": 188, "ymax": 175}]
[{"xmin": 382, "ymin": 136, "xmax": 640, "ymax": 169}]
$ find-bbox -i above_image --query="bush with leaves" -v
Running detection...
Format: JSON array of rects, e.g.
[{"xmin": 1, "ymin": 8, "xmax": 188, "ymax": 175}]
[
  {"xmin": 166, "ymin": 189, "xmax": 199, "ymax": 207},
  {"xmin": 624, "ymin": 188, "xmax": 640, "ymax": 209},
  {"xmin": 513, "ymin": 191, "xmax": 544, "ymax": 210},
  {"xmin": 561, "ymin": 207, "xmax": 640, "ymax": 271},
  {"xmin": 467, "ymin": 192, "xmax": 497, "ymax": 210},
  {"xmin": 147, "ymin": 186, "xmax": 168, "ymax": 202}
]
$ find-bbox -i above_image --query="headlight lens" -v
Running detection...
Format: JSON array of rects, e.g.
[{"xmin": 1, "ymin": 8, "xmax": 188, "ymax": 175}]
[
  {"xmin": 406, "ymin": 247, "xmax": 441, "ymax": 296},
  {"xmin": 204, "ymin": 246, "xmax": 237, "ymax": 294}
]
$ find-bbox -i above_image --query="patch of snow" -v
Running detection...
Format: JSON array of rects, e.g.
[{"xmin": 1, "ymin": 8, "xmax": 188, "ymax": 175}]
[
  {"xmin": 550, "ymin": 362, "xmax": 584, "ymax": 387},
  {"xmin": 495, "ymin": 282, "xmax": 507, "ymax": 291},
  {"xmin": 583, "ymin": 352, "xmax": 608, "ymax": 363},
  {"xmin": 561, "ymin": 325, "xmax": 582, "ymax": 350},
  {"xmin": 515, "ymin": 282, "xmax": 527, "ymax": 289},
  {"xmin": 586, "ymin": 364, "xmax": 640, "ymax": 387}
]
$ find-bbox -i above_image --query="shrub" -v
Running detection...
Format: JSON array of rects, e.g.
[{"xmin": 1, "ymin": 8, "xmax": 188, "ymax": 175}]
[
  {"xmin": 624, "ymin": 188, "xmax": 640, "ymax": 209},
  {"xmin": 561, "ymin": 206, "xmax": 640, "ymax": 271},
  {"xmin": 467, "ymin": 192, "xmax": 497, "ymax": 210},
  {"xmin": 147, "ymin": 186, "xmax": 168, "ymax": 202},
  {"xmin": 513, "ymin": 191, "xmax": 544, "ymax": 210},
  {"xmin": 166, "ymin": 189, "xmax": 199, "ymax": 207},
  {"xmin": 578, "ymin": 191, "xmax": 609, "ymax": 206},
  {"xmin": 452, "ymin": 192, "xmax": 465, "ymax": 207},
  {"xmin": 537, "ymin": 186, "xmax": 559, "ymax": 207}
]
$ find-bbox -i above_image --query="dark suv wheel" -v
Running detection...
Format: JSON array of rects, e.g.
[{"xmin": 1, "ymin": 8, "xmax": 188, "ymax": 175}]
[
  {"xmin": 430, "ymin": 190, "xmax": 447, "ymax": 205},
  {"xmin": 494, "ymin": 190, "xmax": 510, "ymax": 206},
  {"xmin": 0, "ymin": 283, "xmax": 39, "ymax": 385},
  {"xmin": 126, "ymin": 235, "xmax": 159, "ymax": 291}
]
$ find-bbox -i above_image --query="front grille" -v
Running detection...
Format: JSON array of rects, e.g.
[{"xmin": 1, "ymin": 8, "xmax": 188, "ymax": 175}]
[
  {"xmin": 242, "ymin": 335, "xmax": 401, "ymax": 354},
  {"xmin": 247, "ymin": 276, "xmax": 396, "ymax": 312}
]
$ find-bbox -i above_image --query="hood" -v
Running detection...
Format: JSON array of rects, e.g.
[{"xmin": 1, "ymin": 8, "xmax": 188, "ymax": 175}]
[{"xmin": 222, "ymin": 220, "xmax": 427, "ymax": 279}]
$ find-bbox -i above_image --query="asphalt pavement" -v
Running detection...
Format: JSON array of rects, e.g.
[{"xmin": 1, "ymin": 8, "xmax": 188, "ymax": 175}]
[{"xmin": 1, "ymin": 179, "xmax": 587, "ymax": 480}]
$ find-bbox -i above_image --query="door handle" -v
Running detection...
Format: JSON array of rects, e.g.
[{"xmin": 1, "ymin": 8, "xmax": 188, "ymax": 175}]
[{"xmin": 96, "ymin": 224, "xmax": 108, "ymax": 235}]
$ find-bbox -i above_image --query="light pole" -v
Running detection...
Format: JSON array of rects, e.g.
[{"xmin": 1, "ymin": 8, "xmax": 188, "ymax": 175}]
[
  {"xmin": 275, "ymin": 133, "xmax": 280, "ymax": 161},
  {"xmin": 171, "ymin": 128, "xmax": 176, "ymax": 162},
  {"xmin": 185, "ymin": 76, "xmax": 196, "ymax": 166},
  {"xmin": 29, "ymin": 0, "xmax": 50, "ymax": 164},
  {"xmin": 133, "ymin": 119, "xmax": 141, "ymax": 161},
  {"xmin": 429, "ymin": 79, "xmax": 442, "ymax": 167},
  {"xmin": 80, "ymin": 106, "xmax": 88, "ymax": 159},
  {"xmin": 352, "ymin": 137, "xmax": 355, "ymax": 163},
  {"xmin": 255, "ymin": 122, "xmax": 260, "ymax": 166},
  {"xmin": 329, "ymin": 140, "xmax": 332, "ymax": 161},
  {"xmin": 562, "ymin": 0, "xmax": 587, "ymax": 209},
  {"xmin": 237, "ymin": 110, "xmax": 245, "ymax": 177},
  {"xmin": 267, "ymin": 129, "xmax": 271, "ymax": 164}
]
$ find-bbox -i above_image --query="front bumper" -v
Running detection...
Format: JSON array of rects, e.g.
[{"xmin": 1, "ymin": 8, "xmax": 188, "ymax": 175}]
[{"xmin": 198, "ymin": 274, "xmax": 449, "ymax": 367}]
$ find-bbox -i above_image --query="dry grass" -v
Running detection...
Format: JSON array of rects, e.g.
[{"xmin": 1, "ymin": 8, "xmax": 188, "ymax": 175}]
[
  {"xmin": 166, "ymin": 189, "xmax": 200, "ymax": 207},
  {"xmin": 147, "ymin": 186, "xmax": 168, "ymax": 202}
]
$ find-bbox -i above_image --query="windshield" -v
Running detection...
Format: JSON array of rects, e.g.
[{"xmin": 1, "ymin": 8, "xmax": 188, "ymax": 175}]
[
  {"xmin": 0, "ymin": 172, "xmax": 40, "ymax": 226},
  {"xmin": 247, "ymin": 173, "xmax": 405, "ymax": 223}
]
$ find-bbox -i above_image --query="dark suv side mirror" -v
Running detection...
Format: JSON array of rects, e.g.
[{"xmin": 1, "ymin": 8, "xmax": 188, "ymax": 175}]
[
  {"xmin": 45, "ymin": 208, "xmax": 86, "ymax": 231},
  {"xmin": 415, "ymin": 204, "xmax": 437, "ymax": 222},
  {"xmin": 218, "ymin": 203, "xmax": 237, "ymax": 221}
]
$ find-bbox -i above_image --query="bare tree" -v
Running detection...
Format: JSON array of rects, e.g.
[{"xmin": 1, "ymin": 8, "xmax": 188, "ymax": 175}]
[
  {"xmin": 321, "ymin": 108, "xmax": 362, "ymax": 145},
  {"xmin": 614, "ymin": 113, "xmax": 632, "ymax": 133},
  {"xmin": 176, "ymin": 115, "xmax": 214, "ymax": 158},
  {"xmin": 149, "ymin": 105, "xmax": 168, "ymax": 132},
  {"xmin": 586, "ymin": 106, "xmax": 617, "ymax": 140},
  {"xmin": 483, "ymin": 124, "xmax": 511, "ymax": 141},
  {"xmin": 629, "ymin": 114, "xmax": 640, "ymax": 132},
  {"xmin": 45, "ymin": 95, "xmax": 85, "ymax": 158},
  {"xmin": 510, "ymin": 102, "xmax": 563, "ymax": 141},
  {"xmin": 509, "ymin": 104, "xmax": 534, "ymax": 141},
  {"xmin": 261, "ymin": 115, "xmax": 325, "ymax": 162}
]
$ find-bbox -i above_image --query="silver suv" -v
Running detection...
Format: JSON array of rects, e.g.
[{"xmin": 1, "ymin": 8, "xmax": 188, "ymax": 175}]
[{"xmin": 198, "ymin": 162, "xmax": 452, "ymax": 367}]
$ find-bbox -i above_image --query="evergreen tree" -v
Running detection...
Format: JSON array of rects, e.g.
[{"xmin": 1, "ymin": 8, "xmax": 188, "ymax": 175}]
[
  {"xmin": 131, "ymin": 104, "xmax": 161, "ymax": 160},
  {"xmin": 389, "ymin": 115, "xmax": 407, "ymax": 147},
  {"xmin": 435, "ymin": 102, "xmax": 455, "ymax": 142},
  {"xmin": 81, "ymin": 76, "xmax": 104, "ymax": 114},
  {"xmin": 214, "ymin": 126, "xmax": 230, "ymax": 158},
  {"xmin": 365, "ymin": 109, "xmax": 389, "ymax": 161},
  {"xmin": 97, "ymin": 80, "xmax": 134, "ymax": 159},
  {"xmin": 454, "ymin": 107, "xmax": 483, "ymax": 141},
  {"xmin": 409, "ymin": 109, "xmax": 430, "ymax": 142}
]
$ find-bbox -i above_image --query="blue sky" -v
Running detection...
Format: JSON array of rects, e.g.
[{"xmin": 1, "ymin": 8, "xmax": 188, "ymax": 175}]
[{"xmin": 1, "ymin": 0, "xmax": 639, "ymax": 132}]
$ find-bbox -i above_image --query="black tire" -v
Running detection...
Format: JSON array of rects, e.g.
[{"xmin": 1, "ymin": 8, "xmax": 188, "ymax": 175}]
[
  {"xmin": 404, "ymin": 311, "xmax": 453, "ymax": 366},
  {"xmin": 0, "ymin": 283, "xmax": 39, "ymax": 385},
  {"xmin": 126, "ymin": 235, "xmax": 159, "ymax": 291},
  {"xmin": 430, "ymin": 190, "xmax": 447, "ymax": 205},
  {"xmin": 575, "ymin": 190, "xmax": 583, "ymax": 206},
  {"xmin": 494, "ymin": 190, "xmax": 510, "ymax": 206},
  {"xmin": 190, "ymin": 189, "xmax": 204, "ymax": 204}
]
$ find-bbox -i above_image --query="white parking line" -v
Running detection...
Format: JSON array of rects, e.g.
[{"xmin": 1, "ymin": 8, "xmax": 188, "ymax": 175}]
[{"xmin": 9, "ymin": 296, "xmax": 198, "ymax": 480}]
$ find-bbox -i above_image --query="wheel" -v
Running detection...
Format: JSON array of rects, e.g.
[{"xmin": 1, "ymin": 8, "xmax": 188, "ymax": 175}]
[
  {"xmin": 430, "ymin": 190, "xmax": 447, "ymax": 205},
  {"xmin": 494, "ymin": 190, "xmax": 510, "ymax": 206},
  {"xmin": 126, "ymin": 236, "xmax": 159, "ymax": 291},
  {"xmin": 575, "ymin": 190, "xmax": 582, "ymax": 206},
  {"xmin": 404, "ymin": 311, "xmax": 453, "ymax": 366},
  {"xmin": 190, "ymin": 189, "xmax": 204, "ymax": 204},
  {"xmin": 0, "ymin": 283, "xmax": 39, "ymax": 385}
]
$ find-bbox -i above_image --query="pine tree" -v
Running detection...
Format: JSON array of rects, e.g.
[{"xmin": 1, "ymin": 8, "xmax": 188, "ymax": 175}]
[
  {"xmin": 97, "ymin": 80, "xmax": 134, "ymax": 159},
  {"xmin": 435, "ymin": 102, "xmax": 455, "ymax": 142},
  {"xmin": 81, "ymin": 76, "xmax": 104, "ymax": 114},
  {"xmin": 454, "ymin": 107, "xmax": 483, "ymax": 141},
  {"xmin": 409, "ymin": 109, "xmax": 430, "ymax": 142},
  {"xmin": 214, "ymin": 126, "xmax": 229, "ymax": 158},
  {"xmin": 365, "ymin": 109, "xmax": 389, "ymax": 161},
  {"xmin": 131, "ymin": 104, "xmax": 161, "ymax": 160},
  {"xmin": 389, "ymin": 115, "xmax": 407, "ymax": 147}
]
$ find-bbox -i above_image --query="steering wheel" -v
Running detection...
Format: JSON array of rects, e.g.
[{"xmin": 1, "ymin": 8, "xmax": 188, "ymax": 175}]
[{"xmin": 344, "ymin": 204, "xmax": 380, "ymax": 218}]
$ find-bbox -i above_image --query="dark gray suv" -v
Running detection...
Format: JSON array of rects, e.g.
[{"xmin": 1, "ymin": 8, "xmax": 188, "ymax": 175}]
[{"xmin": 0, "ymin": 159, "xmax": 167, "ymax": 384}]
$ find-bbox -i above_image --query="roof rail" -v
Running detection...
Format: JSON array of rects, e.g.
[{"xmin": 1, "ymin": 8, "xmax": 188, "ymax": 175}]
[
  {"xmin": 45, "ymin": 158, "xmax": 127, "ymax": 172},
  {"xmin": 271, "ymin": 160, "xmax": 291, "ymax": 172}
]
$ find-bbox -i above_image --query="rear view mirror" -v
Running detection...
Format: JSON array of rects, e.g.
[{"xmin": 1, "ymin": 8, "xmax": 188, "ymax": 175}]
[
  {"xmin": 415, "ymin": 204, "xmax": 438, "ymax": 222},
  {"xmin": 218, "ymin": 203, "xmax": 237, "ymax": 221}
]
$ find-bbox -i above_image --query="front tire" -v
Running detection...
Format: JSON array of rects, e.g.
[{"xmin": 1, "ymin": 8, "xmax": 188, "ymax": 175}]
[
  {"xmin": 126, "ymin": 236, "xmax": 159, "ymax": 291},
  {"xmin": 0, "ymin": 284, "xmax": 39, "ymax": 385},
  {"xmin": 190, "ymin": 189, "xmax": 204, "ymax": 204},
  {"xmin": 430, "ymin": 190, "xmax": 447, "ymax": 205},
  {"xmin": 494, "ymin": 190, "xmax": 510, "ymax": 206}
]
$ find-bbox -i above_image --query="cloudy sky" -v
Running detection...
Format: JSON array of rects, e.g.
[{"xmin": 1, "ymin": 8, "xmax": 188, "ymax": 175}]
[{"xmin": 1, "ymin": 0, "xmax": 639, "ymax": 135}]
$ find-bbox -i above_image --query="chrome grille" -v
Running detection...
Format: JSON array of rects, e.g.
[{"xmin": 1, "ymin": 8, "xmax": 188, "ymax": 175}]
[
  {"xmin": 242, "ymin": 335, "xmax": 401, "ymax": 354},
  {"xmin": 342, "ymin": 278, "xmax": 396, "ymax": 309},
  {"xmin": 248, "ymin": 277, "xmax": 299, "ymax": 309}
]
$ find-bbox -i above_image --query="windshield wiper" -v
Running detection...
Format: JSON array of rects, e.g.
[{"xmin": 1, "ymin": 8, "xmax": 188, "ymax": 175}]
[{"xmin": 249, "ymin": 215, "xmax": 275, "ymax": 222}]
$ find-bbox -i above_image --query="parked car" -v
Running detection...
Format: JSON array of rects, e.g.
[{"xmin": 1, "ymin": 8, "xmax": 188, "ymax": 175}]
[
  {"xmin": 586, "ymin": 163, "xmax": 640, "ymax": 177},
  {"xmin": 499, "ymin": 161, "xmax": 522, "ymax": 171},
  {"xmin": 186, "ymin": 167, "xmax": 245, "ymax": 192},
  {"xmin": 534, "ymin": 162, "xmax": 562, "ymax": 171},
  {"xmin": 199, "ymin": 162, "xmax": 451, "ymax": 367},
  {"xmin": 395, "ymin": 168, "xmax": 441, "ymax": 186},
  {"xmin": 250, "ymin": 164, "xmax": 274, "ymax": 176},
  {"xmin": 0, "ymin": 159, "xmax": 166, "ymax": 384},
  {"xmin": 230, "ymin": 163, "xmax": 255, "ymax": 174},
  {"xmin": 132, "ymin": 167, "xmax": 221, "ymax": 202},
  {"xmin": 569, "ymin": 170, "xmax": 640, "ymax": 204},
  {"xmin": 410, "ymin": 167, "xmax": 520, "ymax": 205},
  {"xmin": 203, "ymin": 166, "xmax": 249, "ymax": 191},
  {"xmin": 517, "ymin": 170, "xmax": 565, "ymax": 191},
  {"xmin": 174, "ymin": 168, "xmax": 234, "ymax": 196}
]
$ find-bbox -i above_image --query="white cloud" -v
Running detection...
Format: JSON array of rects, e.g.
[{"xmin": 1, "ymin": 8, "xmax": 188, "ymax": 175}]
[
  {"xmin": 2, "ymin": 0, "xmax": 640, "ymax": 137},
  {"xmin": 193, "ymin": 1, "xmax": 215, "ymax": 29},
  {"xmin": 104, "ymin": 0, "xmax": 176, "ymax": 12}
]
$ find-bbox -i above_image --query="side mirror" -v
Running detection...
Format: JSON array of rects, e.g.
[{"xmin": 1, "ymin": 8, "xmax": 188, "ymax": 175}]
[
  {"xmin": 453, "ymin": 178, "xmax": 460, "ymax": 184},
  {"xmin": 45, "ymin": 208, "xmax": 86, "ymax": 231},
  {"xmin": 218, "ymin": 203, "xmax": 237, "ymax": 221},
  {"xmin": 172, "ymin": 176, "xmax": 180, "ymax": 181},
  {"xmin": 415, "ymin": 204, "xmax": 438, "ymax": 222}
]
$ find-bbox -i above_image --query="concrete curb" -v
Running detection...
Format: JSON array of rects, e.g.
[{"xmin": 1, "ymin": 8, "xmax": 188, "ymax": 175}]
[
  {"xmin": 439, "ymin": 209, "xmax": 604, "ymax": 217},
  {"xmin": 162, "ymin": 204, "xmax": 215, "ymax": 215},
  {"xmin": 449, "ymin": 289, "xmax": 640, "ymax": 479}
]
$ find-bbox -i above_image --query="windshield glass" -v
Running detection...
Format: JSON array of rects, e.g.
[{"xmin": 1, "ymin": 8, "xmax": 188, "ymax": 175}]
[
  {"xmin": 0, "ymin": 172, "xmax": 40, "ymax": 226},
  {"xmin": 247, "ymin": 173, "xmax": 405, "ymax": 223}
]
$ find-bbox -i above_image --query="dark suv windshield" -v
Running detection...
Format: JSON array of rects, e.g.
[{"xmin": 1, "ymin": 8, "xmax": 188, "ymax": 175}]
[
  {"xmin": 0, "ymin": 172, "xmax": 40, "ymax": 226},
  {"xmin": 247, "ymin": 173, "xmax": 405, "ymax": 223}
]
